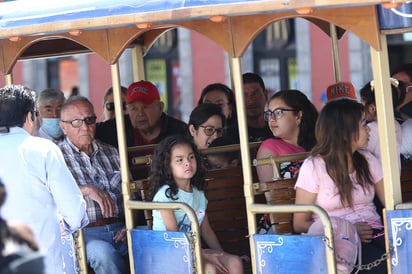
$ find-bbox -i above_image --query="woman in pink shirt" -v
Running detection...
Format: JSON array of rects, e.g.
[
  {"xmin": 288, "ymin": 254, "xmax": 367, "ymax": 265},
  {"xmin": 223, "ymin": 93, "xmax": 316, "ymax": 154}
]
[
  {"xmin": 294, "ymin": 98, "xmax": 386, "ymax": 274},
  {"xmin": 256, "ymin": 90, "xmax": 318, "ymax": 182}
]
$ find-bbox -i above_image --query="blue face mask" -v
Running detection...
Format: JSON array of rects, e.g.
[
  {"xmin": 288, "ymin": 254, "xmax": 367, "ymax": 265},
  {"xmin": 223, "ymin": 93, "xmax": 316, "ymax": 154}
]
[{"xmin": 41, "ymin": 118, "xmax": 63, "ymax": 139}]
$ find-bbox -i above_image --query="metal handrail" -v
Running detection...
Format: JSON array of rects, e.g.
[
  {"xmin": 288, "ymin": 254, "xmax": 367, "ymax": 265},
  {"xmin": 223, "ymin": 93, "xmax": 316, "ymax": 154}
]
[
  {"xmin": 253, "ymin": 152, "xmax": 309, "ymax": 180},
  {"xmin": 130, "ymin": 141, "xmax": 262, "ymax": 165}
]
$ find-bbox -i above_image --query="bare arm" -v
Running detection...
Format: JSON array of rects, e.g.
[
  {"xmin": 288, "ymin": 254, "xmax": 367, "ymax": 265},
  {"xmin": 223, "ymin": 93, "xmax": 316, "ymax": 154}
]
[
  {"xmin": 200, "ymin": 215, "xmax": 223, "ymax": 251},
  {"xmin": 293, "ymin": 187, "xmax": 317, "ymax": 233},
  {"xmin": 159, "ymin": 210, "xmax": 179, "ymax": 231},
  {"xmin": 374, "ymin": 179, "xmax": 385, "ymax": 208},
  {"xmin": 256, "ymin": 148, "xmax": 277, "ymax": 183}
]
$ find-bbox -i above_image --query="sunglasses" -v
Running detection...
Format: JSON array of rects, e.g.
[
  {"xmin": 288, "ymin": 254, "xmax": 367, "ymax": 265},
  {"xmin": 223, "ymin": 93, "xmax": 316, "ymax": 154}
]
[
  {"xmin": 105, "ymin": 102, "xmax": 126, "ymax": 111},
  {"xmin": 61, "ymin": 116, "xmax": 97, "ymax": 128},
  {"xmin": 199, "ymin": 125, "xmax": 224, "ymax": 137}
]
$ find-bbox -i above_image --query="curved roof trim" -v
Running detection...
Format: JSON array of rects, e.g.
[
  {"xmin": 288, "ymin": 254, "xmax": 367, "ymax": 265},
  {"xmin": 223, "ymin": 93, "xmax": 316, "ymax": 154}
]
[{"xmin": 0, "ymin": 0, "xmax": 408, "ymax": 38}]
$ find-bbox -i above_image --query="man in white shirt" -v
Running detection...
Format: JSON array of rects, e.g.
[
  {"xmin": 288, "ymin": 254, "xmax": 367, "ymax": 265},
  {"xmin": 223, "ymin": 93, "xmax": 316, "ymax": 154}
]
[{"xmin": 0, "ymin": 85, "xmax": 89, "ymax": 273}]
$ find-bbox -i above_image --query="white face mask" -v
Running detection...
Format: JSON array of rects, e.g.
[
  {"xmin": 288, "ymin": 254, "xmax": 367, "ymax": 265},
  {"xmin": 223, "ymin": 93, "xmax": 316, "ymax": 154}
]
[{"xmin": 41, "ymin": 118, "xmax": 63, "ymax": 139}]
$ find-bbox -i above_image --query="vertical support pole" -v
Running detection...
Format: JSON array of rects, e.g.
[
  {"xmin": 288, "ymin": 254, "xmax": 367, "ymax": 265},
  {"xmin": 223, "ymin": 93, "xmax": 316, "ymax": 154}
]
[
  {"xmin": 330, "ymin": 24, "xmax": 341, "ymax": 82},
  {"xmin": 110, "ymin": 63, "xmax": 134, "ymax": 274},
  {"xmin": 370, "ymin": 34, "xmax": 402, "ymax": 210},
  {"xmin": 370, "ymin": 34, "xmax": 400, "ymax": 274},
  {"xmin": 5, "ymin": 73, "xmax": 13, "ymax": 85},
  {"xmin": 131, "ymin": 45, "xmax": 145, "ymax": 82},
  {"xmin": 230, "ymin": 57, "xmax": 257, "ymax": 273},
  {"xmin": 75, "ymin": 230, "xmax": 88, "ymax": 274}
]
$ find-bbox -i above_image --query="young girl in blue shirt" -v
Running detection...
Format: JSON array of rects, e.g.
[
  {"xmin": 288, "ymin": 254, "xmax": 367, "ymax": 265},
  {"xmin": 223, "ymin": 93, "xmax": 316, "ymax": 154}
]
[{"xmin": 149, "ymin": 135, "xmax": 243, "ymax": 274}]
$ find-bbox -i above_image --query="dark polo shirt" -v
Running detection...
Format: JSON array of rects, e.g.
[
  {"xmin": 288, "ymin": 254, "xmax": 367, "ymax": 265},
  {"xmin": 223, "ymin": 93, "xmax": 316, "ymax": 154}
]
[{"xmin": 95, "ymin": 113, "xmax": 187, "ymax": 148}]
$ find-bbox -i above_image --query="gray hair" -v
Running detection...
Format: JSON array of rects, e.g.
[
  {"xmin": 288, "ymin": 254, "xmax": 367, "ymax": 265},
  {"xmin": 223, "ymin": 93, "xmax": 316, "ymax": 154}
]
[
  {"xmin": 36, "ymin": 88, "xmax": 65, "ymax": 108},
  {"xmin": 61, "ymin": 95, "xmax": 95, "ymax": 115}
]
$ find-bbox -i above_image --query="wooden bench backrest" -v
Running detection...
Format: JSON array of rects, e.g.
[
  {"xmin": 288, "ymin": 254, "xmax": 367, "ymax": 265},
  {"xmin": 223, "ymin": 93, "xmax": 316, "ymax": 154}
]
[
  {"xmin": 258, "ymin": 178, "xmax": 297, "ymax": 234},
  {"xmin": 253, "ymin": 153, "xmax": 309, "ymax": 234},
  {"xmin": 128, "ymin": 142, "xmax": 261, "ymax": 181},
  {"xmin": 129, "ymin": 155, "xmax": 152, "ymax": 180},
  {"xmin": 401, "ymin": 160, "xmax": 412, "ymax": 202},
  {"xmin": 130, "ymin": 179, "xmax": 152, "ymax": 229},
  {"xmin": 205, "ymin": 166, "xmax": 250, "ymax": 257}
]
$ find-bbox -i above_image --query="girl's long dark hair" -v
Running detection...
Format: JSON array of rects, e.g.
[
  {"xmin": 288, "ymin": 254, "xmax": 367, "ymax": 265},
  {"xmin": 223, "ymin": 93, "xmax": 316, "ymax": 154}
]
[
  {"xmin": 269, "ymin": 90, "xmax": 318, "ymax": 151},
  {"xmin": 311, "ymin": 99, "xmax": 373, "ymax": 207},
  {"xmin": 360, "ymin": 78, "xmax": 406, "ymax": 110},
  {"xmin": 198, "ymin": 83, "xmax": 237, "ymax": 127},
  {"xmin": 148, "ymin": 135, "xmax": 207, "ymax": 200}
]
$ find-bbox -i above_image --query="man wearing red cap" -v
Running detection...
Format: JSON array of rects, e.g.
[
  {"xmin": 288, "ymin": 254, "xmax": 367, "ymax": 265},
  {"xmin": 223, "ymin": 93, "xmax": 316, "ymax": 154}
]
[{"xmin": 96, "ymin": 80, "xmax": 187, "ymax": 148}]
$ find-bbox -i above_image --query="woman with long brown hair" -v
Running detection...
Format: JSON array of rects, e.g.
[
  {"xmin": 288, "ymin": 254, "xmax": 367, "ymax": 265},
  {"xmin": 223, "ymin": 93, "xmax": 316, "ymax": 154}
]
[{"xmin": 294, "ymin": 98, "xmax": 386, "ymax": 274}]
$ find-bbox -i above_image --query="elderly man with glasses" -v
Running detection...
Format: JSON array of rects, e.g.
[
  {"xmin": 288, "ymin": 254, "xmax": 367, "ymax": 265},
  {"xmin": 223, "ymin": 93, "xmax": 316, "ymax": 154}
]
[{"xmin": 58, "ymin": 96, "xmax": 128, "ymax": 274}]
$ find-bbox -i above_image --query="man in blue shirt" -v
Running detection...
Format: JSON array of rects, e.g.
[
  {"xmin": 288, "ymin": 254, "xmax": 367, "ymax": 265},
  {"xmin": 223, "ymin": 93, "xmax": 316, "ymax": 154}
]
[{"xmin": 0, "ymin": 85, "xmax": 88, "ymax": 274}]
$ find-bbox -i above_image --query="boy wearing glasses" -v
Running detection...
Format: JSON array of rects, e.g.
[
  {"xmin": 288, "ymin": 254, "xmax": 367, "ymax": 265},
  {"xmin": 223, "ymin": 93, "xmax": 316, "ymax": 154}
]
[{"xmin": 59, "ymin": 96, "xmax": 128, "ymax": 274}]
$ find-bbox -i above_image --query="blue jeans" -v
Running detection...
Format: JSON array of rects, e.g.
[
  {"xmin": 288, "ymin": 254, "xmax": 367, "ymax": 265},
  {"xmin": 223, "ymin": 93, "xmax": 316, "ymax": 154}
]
[{"xmin": 83, "ymin": 222, "xmax": 128, "ymax": 274}]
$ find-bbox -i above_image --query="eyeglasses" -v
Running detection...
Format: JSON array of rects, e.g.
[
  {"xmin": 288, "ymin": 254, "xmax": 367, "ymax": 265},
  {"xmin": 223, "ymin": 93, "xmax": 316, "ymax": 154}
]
[
  {"xmin": 105, "ymin": 102, "xmax": 126, "ymax": 111},
  {"xmin": 264, "ymin": 108, "xmax": 297, "ymax": 121},
  {"xmin": 61, "ymin": 116, "xmax": 97, "ymax": 128},
  {"xmin": 199, "ymin": 125, "xmax": 224, "ymax": 136}
]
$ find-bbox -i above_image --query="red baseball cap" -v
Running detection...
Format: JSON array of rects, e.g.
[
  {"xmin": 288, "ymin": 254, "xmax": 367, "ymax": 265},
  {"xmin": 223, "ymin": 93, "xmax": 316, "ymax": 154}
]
[
  {"xmin": 326, "ymin": 82, "xmax": 357, "ymax": 101},
  {"xmin": 126, "ymin": 80, "xmax": 160, "ymax": 105}
]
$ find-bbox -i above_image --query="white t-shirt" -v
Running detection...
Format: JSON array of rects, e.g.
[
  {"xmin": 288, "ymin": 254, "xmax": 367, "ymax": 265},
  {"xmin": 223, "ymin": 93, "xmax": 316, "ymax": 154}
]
[
  {"xmin": 366, "ymin": 120, "xmax": 402, "ymax": 167},
  {"xmin": 401, "ymin": 119, "xmax": 412, "ymax": 159}
]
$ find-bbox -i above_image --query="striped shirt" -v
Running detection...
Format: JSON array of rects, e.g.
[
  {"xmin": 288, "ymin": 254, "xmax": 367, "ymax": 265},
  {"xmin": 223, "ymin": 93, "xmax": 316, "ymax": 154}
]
[{"xmin": 59, "ymin": 137, "xmax": 123, "ymax": 223}]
